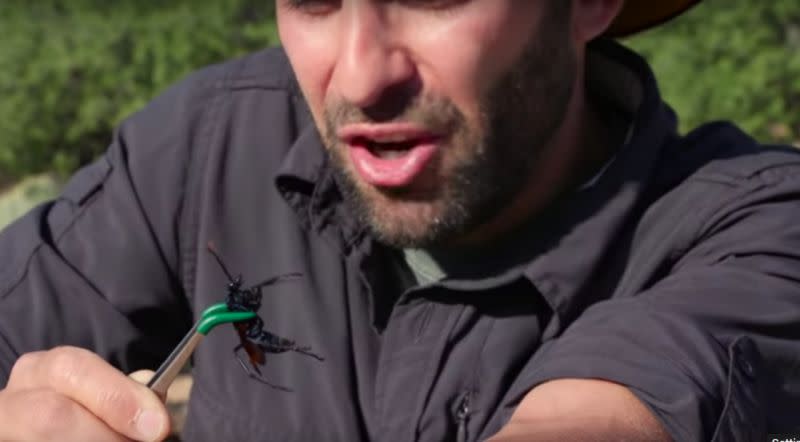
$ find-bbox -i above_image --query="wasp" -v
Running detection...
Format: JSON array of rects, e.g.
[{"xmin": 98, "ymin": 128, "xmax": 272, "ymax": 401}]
[{"xmin": 207, "ymin": 243, "xmax": 324, "ymax": 391}]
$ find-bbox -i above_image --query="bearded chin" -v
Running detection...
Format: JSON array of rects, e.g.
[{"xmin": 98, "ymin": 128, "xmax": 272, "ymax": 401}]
[{"xmin": 325, "ymin": 15, "xmax": 576, "ymax": 249}]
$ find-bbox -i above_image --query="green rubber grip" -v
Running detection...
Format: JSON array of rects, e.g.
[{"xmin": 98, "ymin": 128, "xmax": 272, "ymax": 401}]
[
  {"xmin": 201, "ymin": 302, "xmax": 230, "ymax": 318},
  {"xmin": 197, "ymin": 310, "xmax": 257, "ymax": 335}
]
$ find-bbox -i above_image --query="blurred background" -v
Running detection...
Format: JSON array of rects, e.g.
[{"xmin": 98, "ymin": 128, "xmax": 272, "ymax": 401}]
[
  {"xmin": 1, "ymin": 0, "xmax": 799, "ymax": 227},
  {"xmin": 1, "ymin": 0, "xmax": 798, "ymax": 437}
]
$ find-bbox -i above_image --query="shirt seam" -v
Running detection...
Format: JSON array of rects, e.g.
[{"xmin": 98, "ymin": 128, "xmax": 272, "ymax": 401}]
[
  {"xmin": 0, "ymin": 195, "xmax": 94, "ymax": 301},
  {"xmin": 177, "ymin": 74, "xmax": 236, "ymax": 307},
  {"xmin": 667, "ymin": 166, "xmax": 800, "ymax": 267},
  {"xmin": 710, "ymin": 336, "xmax": 753, "ymax": 440},
  {"xmin": 684, "ymin": 161, "xmax": 800, "ymax": 188}
]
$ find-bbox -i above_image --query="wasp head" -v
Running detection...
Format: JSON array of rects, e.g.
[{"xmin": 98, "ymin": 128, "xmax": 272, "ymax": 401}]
[{"xmin": 227, "ymin": 274, "xmax": 243, "ymax": 291}]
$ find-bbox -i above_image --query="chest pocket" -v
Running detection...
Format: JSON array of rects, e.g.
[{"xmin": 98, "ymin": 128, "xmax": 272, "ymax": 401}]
[{"xmin": 377, "ymin": 280, "xmax": 549, "ymax": 442}]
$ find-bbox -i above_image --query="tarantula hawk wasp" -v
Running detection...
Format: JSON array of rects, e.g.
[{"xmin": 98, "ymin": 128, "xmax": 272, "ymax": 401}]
[{"xmin": 207, "ymin": 242, "xmax": 324, "ymax": 391}]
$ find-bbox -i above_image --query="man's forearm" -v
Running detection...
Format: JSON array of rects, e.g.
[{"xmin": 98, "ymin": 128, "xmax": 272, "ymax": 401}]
[
  {"xmin": 488, "ymin": 379, "xmax": 672, "ymax": 442},
  {"xmin": 488, "ymin": 416, "xmax": 669, "ymax": 442}
]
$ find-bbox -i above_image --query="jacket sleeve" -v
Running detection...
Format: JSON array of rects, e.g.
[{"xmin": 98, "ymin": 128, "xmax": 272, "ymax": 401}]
[
  {"xmin": 0, "ymin": 70, "xmax": 225, "ymax": 384},
  {"xmin": 500, "ymin": 165, "xmax": 800, "ymax": 441}
]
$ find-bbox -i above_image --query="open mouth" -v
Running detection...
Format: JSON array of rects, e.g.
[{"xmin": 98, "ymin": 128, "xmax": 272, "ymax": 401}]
[
  {"xmin": 337, "ymin": 123, "xmax": 444, "ymax": 188},
  {"xmin": 353, "ymin": 136, "xmax": 434, "ymax": 159}
]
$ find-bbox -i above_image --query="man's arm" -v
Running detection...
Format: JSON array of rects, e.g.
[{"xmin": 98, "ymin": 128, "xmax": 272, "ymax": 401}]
[
  {"xmin": 0, "ymin": 63, "xmax": 232, "ymax": 378},
  {"xmin": 489, "ymin": 379, "xmax": 670, "ymax": 441},
  {"xmin": 484, "ymin": 159, "xmax": 800, "ymax": 441},
  {"xmin": 0, "ymin": 96, "xmax": 193, "ymax": 378}
]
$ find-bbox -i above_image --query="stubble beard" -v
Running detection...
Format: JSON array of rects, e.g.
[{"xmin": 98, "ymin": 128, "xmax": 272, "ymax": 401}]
[{"xmin": 324, "ymin": 7, "xmax": 576, "ymax": 249}]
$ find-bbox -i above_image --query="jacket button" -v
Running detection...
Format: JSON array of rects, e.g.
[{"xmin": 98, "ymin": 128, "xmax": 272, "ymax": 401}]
[{"xmin": 739, "ymin": 355, "xmax": 755, "ymax": 379}]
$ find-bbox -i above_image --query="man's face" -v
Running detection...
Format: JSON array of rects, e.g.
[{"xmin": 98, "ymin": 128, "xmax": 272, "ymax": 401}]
[{"xmin": 278, "ymin": 0, "xmax": 576, "ymax": 248}]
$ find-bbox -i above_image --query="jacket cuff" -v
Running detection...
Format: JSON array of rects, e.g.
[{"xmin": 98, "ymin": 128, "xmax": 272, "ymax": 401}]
[
  {"xmin": 711, "ymin": 336, "xmax": 767, "ymax": 441},
  {"xmin": 501, "ymin": 326, "xmax": 766, "ymax": 441}
]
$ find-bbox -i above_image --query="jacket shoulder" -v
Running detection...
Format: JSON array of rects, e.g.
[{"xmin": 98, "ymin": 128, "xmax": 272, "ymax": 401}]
[
  {"xmin": 130, "ymin": 46, "xmax": 298, "ymax": 121},
  {"xmin": 115, "ymin": 46, "xmax": 302, "ymax": 165},
  {"xmin": 657, "ymin": 121, "xmax": 800, "ymax": 192}
]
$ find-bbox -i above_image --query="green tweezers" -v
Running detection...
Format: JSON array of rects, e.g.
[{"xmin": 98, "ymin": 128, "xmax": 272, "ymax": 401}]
[{"xmin": 147, "ymin": 302, "xmax": 255, "ymax": 396}]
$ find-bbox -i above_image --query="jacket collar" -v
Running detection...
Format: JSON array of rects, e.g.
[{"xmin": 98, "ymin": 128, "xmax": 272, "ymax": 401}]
[
  {"xmin": 518, "ymin": 39, "xmax": 679, "ymax": 325},
  {"xmin": 274, "ymin": 39, "xmax": 679, "ymax": 324},
  {"xmin": 275, "ymin": 113, "xmax": 367, "ymax": 254}
]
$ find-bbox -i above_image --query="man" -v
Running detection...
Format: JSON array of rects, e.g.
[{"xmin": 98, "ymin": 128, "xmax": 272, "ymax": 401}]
[{"xmin": 0, "ymin": 0, "xmax": 798, "ymax": 440}]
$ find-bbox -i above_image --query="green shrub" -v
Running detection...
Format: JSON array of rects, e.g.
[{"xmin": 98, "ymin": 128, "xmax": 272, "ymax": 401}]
[
  {"xmin": 625, "ymin": 0, "xmax": 800, "ymax": 143},
  {"xmin": 0, "ymin": 173, "xmax": 62, "ymax": 229},
  {"xmin": 0, "ymin": 1, "xmax": 277, "ymax": 179},
  {"xmin": 0, "ymin": 1, "xmax": 798, "ymax": 182}
]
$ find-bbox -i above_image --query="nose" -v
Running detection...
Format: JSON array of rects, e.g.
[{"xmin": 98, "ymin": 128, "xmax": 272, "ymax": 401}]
[{"xmin": 331, "ymin": 6, "xmax": 418, "ymax": 112}]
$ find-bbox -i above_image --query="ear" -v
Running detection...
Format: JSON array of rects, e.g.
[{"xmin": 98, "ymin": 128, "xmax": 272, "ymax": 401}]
[{"xmin": 571, "ymin": 0, "xmax": 625, "ymax": 43}]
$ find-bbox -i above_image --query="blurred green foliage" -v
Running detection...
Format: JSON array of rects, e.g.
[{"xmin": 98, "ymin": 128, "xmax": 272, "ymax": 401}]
[
  {"xmin": 625, "ymin": 0, "xmax": 800, "ymax": 144},
  {"xmin": 0, "ymin": 0, "xmax": 798, "ymax": 184},
  {"xmin": 0, "ymin": 0, "xmax": 277, "ymax": 181},
  {"xmin": 0, "ymin": 174, "xmax": 61, "ymax": 228}
]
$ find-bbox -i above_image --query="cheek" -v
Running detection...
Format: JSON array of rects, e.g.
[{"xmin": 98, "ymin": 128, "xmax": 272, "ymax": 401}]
[
  {"xmin": 277, "ymin": 14, "xmax": 337, "ymax": 131},
  {"xmin": 407, "ymin": 5, "xmax": 537, "ymax": 129}
]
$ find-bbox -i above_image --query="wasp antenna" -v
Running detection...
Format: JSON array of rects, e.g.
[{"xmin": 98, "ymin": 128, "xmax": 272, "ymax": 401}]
[{"xmin": 207, "ymin": 241, "xmax": 235, "ymax": 282}]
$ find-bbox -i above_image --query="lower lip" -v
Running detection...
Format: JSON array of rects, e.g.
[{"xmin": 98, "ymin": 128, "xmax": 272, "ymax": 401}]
[{"xmin": 349, "ymin": 143, "xmax": 438, "ymax": 188}]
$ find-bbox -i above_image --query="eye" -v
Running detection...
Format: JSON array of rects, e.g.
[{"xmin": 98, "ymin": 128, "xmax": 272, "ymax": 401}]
[
  {"xmin": 403, "ymin": 0, "xmax": 469, "ymax": 11},
  {"xmin": 281, "ymin": 0, "xmax": 340, "ymax": 16}
]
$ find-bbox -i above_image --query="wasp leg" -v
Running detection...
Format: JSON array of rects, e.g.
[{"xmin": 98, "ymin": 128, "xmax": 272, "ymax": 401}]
[
  {"xmin": 256, "ymin": 332, "xmax": 324, "ymax": 361},
  {"xmin": 233, "ymin": 344, "xmax": 263, "ymax": 375},
  {"xmin": 233, "ymin": 345, "xmax": 292, "ymax": 392}
]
